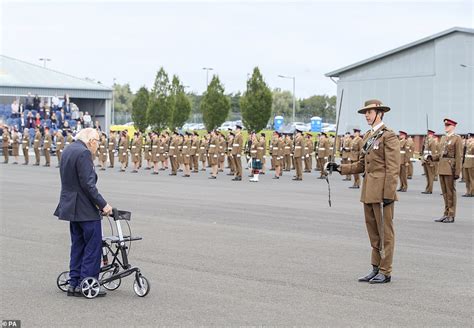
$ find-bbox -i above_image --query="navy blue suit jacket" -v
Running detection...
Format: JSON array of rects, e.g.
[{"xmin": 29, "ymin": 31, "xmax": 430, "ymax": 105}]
[{"xmin": 54, "ymin": 140, "xmax": 107, "ymax": 222}]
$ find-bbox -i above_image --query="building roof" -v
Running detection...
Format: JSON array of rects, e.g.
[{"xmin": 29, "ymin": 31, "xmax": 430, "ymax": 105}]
[
  {"xmin": 325, "ymin": 27, "xmax": 474, "ymax": 77},
  {"xmin": 0, "ymin": 55, "xmax": 112, "ymax": 91}
]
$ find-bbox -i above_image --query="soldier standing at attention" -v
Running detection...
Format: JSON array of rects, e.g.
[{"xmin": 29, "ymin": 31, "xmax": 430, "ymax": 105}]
[
  {"xmin": 143, "ymin": 132, "xmax": 151, "ymax": 170},
  {"xmin": 33, "ymin": 126, "xmax": 42, "ymax": 166},
  {"xmin": 397, "ymin": 131, "xmax": 409, "ymax": 192},
  {"xmin": 341, "ymin": 132, "xmax": 352, "ymax": 181},
  {"xmin": 327, "ymin": 99, "xmax": 400, "ymax": 284},
  {"xmin": 198, "ymin": 134, "xmax": 207, "ymax": 171},
  {"xmin": 2, "ymin": 126, "xmax": 10, "ymax": 164},
  {"xmin": 426, "ymin": 119, "xmax": 463, "ymax": 223},
  {"xmin": 218, "ymin": 132, "xmax": 226, "ymax": 173},
  {"xmin": 158, "ymin": 133, "xmax": 166, "ymax": 171},
  {"xmin": 462, "ymin": 133, "xmax": 474, "ymax": 197},
  {"xmin": 259, "ymin": 133, "xmax": 266, "ymax": 175},
  {"xmin": 208, "ymin": 130, "xmax": 219, "ymax": 179},
  {"xmin": 406, "ymin": 135, "xmax": 415, "ymax": 179},
  {"xmin": 316, "ymin": 132, "xmax": 329, "ymax": 179},
  {"xmin": 98, "ymin": 132, "xmax": 107, "ymax": 171},
  {"xmin": 66, "ymin": 131, "xmax": 73, "ymax": 147},
  {"xmin": 283, "ymin": 134, "xmax": 292, "ymax": 171},
  {"xmin": 421, "ymin": 130, "xmax": 437, "ymax": 194},
  {"xmin": 232, "ymin": 124, "xmax": 243, "ymax": 181},
  {"xmin": 190, "ymin": 132, "xmax": 199, "ymax": 173},
  {"xmin": 304, "ymin": 133, "xmax": 313, "ymax": 173},
  {"xmin": 108, "ymin": 130, "xmax": 116, "ymax": 168},
  {"xmin": 168, "ymin": 131, "xmax": 179, "ymax": 176},
  {"xmin": 150, "ymin": 132, "xmax": 159, "ymax": 175},
  {"xmin": 293, "ymin": 129, "xmax": 304, "ymax": 181},
  {"xmin": 55, "ymin": 130, "xmax": 65, "ymax": 168},
  {"xmin": 350, "ymin": 129, "xmax": 363, "ymax": 188},
  {"xmin": 182, "ymin": 132, "xmax": 191, "ymax": 177},
  {"xmin": 226, "ymin": 132, "xmax": 235, "ymax": 175},
  {"xmin": 43, "ymin": 127, "xmax": 52, "ymax": 167},
  {"xmin": 272, "ymin": 132, "xmax": 284, "ymax": 179},
  {"xmin": 22, "ymin": 128, "xmax": 30, "ymax": 165},
  {"xmin": 11, "ymin": 127, "xmax": 20, "ymax": 164},
  {"xmin": 130, "ymin": 132, "xmax": 140, "ymax": 173},
  {"xmin": 118, "ymin": 131, "xmax": 128, "ymax": 172},
  {"xmin": 249, "ymin": 134, "xmax": 258, "ymax": 182}
]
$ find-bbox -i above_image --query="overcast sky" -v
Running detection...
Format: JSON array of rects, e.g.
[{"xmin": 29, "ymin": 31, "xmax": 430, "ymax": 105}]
[{"xmin": 1, "ymin": 0, "xmax": 472, "ymax": 97}]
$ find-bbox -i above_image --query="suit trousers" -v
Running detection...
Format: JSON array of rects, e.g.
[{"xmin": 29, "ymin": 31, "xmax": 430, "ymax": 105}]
[
  {"xmin": 363, "ymin": 202, "xmax": 395, "ymax": 276},
  {"xmin": 69, "ymin": 220, "xmax": 102, "ymax": 288},
  {"xmin": 439, "ymin": 175, "xmax": 457, "ymax": 217},
  {"xmin": 399, "ymin": 164, "xmax": 408, "ymax": 190}
]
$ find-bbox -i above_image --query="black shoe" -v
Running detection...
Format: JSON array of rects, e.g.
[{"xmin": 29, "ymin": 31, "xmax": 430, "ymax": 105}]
[
  {"xmin": 131, "ymin": 170, "xmax": 138, "ymax": 173},
  {"xmin": 152, "ymin": 172, "xmax": 159, "ymax": 175},
  {"xmin": 421, "ymin": 191, "xmax": 432, "ymax": 194},
  {"xmin": 208, "ymin": 176, "xmax": 217, "ymax": 179},
  {"xmin": 22, "ymin": 163, "xmax": 28, "ymax": 165},
  {"xmin": 67, "ymin": 286, "xmax": 82, "ymax": 297},
  {"xmin": 408, "ymin": 176, "xmax": 412, "ymax": 180},
  {"xmin": 317, "ymin": 176, "xmax": 326, "ymax": 179},
  {"xmin": 33, "ymin": 163, "xmax": 39, "ymax": 166},
  {"xmin": 369, "ymin": 273, "xmax": 391, "ymax": 284},
  {"xmin": 145, "ymin": 167, "xmax": 151, "ymax": 170},
  {"xmin": 434, "ymin": 216, "xmax": 447, "ymax": 222},
  {"xmin": 108, "ymin": 166, "xmax": 114, "ymax": 168},
  {"xmin": 182, "ymin": 174, "xmax": 190, "ymax": 177},
  {"xmin": 100, "ymin": 168, "xmax": 106, "ymax": 171},
  {"xmin": 232, "ymin": 177, "xmax": 242, "ymax": 181},
  {"xmin": 442, "ymin": 217, "xmax": 455, "ymax": 223},
  {"xmin": 260, "ymin": 172, "xmax": 265, "ymax": 175},
  {"xmin": 272, "ymin": 176, "xmax": 279, "ymax": 179},
  {"xmin": 12, "ymin": 162, "xmax": 18, "ymax": 164},
  {"xmin": 349, "ymin": 186, "xmax": 360, "ymax": 189},
  {"xmin": 169, "ymin": 173, "xmax": 177, "ymax": 176},
  {"xmin": 462, "ymin": 194, "xmax": 473, "ymax": 197},
  {"xmin": 226, "ymin": 173, "xmax": 234, "ymax": 176},
  {"xmin": 358, "ymin": 266, "xmax": 379, "ymax": 282}
]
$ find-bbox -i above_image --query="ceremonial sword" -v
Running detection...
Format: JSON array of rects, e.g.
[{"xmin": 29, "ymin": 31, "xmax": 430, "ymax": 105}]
[{"xmin": 325, "ymin": 89, "xmax": 344, "ymax": 207}]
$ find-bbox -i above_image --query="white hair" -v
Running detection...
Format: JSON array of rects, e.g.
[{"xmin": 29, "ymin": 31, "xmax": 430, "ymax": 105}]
[{"xmin": 75, "ymin": 128, "xmax": 99, "ymax": 143}]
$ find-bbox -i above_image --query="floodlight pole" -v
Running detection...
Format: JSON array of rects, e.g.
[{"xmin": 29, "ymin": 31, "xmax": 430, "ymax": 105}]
[{"xmin": 278, "ymin": 74, "xmax": 296, "ymax": 123}]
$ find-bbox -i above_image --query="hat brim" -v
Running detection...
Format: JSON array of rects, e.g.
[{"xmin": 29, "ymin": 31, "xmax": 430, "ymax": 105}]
[{"xmin": 357, "ymin": 106, "xmax": 390, "ymax": 114}]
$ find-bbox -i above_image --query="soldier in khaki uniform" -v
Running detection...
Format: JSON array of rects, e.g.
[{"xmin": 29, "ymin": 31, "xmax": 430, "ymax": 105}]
[
  {"xmin": 341, "ymin": 132, "xmax": 352, "ymax": 181},
  {"xmin": 190, "ymin": 132, "xmax": 199, "ymax": 173},
  {"xmin": 118, "ymin": 130, "xmax": 129, "ymax": 172},
  {"xmin": 226, "ymin": 132, "xmax": 235, "ymax": 175},
  {"xmin": 198, "ymin": 134, "xmax": 207, "ymax": 171},
  {"xmin": 97, "ymin": 132, "xmax": 107, "ymax": 170},
  {"xmin": 218, "ymin": 132, "xmax": 226, "ymax": 172},
  {"xmin": 316, "ymin": 132, "xmax": 329, "ymax": 179},
  {"xmin": 406, "ymin": 136, "xmax": 415, "ymax": 179},
  {"xmin": 108, "ymin": 130, "xmax": 116, "ymax": 168},
  {"xmin": 293, "ymin": 129, "xmax": 304, "ymax": 181},
  {"xmin": 2, "ymin": 126, "xmax": 10, "ymax": 163},
  {"xmin": 22, "ymin": 128, "xmax": 30, "ymax": 165},
  {"xmin": 43, "ymin": 127, "xmax": 52, "ymax": 167},
  {"xmin": 65, "ymin": 131, "xmax": 73, "ymax": 147},
  {"xmin": 33, "ymin": 127, "xmax": 42, "ymax": 166},
  {"xmin": 269, "ymin": 133, "xmax": 276, "ymax": 171},
  {"xmin": 272, "ymin": 132, "xmax": 284, "ymax": 179},
  {"xmin": 143, "ymin": 133, "xmax": 151, "ymax": 170},
  {"xmin": 327, "ymin": 99, "xmax": 400, "ymax": 284},
  {"xmin": 158, "ymin": 133, "xmax": 167, "ymax": 170},
  {"xmin": 350, "ymin": 129, "xmax": 364, "ymax": 188},
  {"xmin": 130, "ymin": 132, "xmax": 141, "ymax": 173},
  {"xmin": 304, "ymin": 133, "xmax": 313, "ymax": 172},
  {"xmin": 462, "ymin": 133, "xmax": 474, "ymax": 197},
  {"xmin": 433, "ymin": 136, "xmax": 440, "ymax": 182},
  {"xmin": 397, "ymin": 131, "xmax": 409, "ymax": 192},
  {"xmin": 11, "ymin": 127, "xmax": 20, "ymax": 164},
  {"xmin": 168, "ymin": 131, "xmax": 180, "ymax": 175},
  {"xmin": 283, "ymin": 135, "xmax": 292, "ymax": 171},
  {"xmin": 150, "ymin": 132, "xmax": 159, "ymax": 175},
  {"xmin": 181, "ymin": 132, "xmax": 192, "ymax": 177},
  {"xmin": 55, "ymin": 130, "xmax": 65, "ymax": 168},
  {"xmin": 208, "ymin": 130, "xmax": 219, "ymax": 179},
  {"xmin": 421, "ymin": 130, "xmax": 437, "ymax": 194},
  {"xmin": 426, "ymin": 118, "xmax": 463, "ymax": 223},
  {"xmin": 232, "ymin": 125, "xmax": 243, "ymax": 181}
]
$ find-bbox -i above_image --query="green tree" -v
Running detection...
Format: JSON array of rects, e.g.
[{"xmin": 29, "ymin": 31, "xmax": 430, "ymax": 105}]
[
  {"xmin": 271, "ymin": 88, "xmax": 300, "ymax": 119},
  {"xmin": 300, "ymin": 95, "xmax": 336, "ymax": 122},
  {"xmin": 240, "ymin": 67, "xmax": 272, "ymax": 132},
  {"xmin": 169, "ymin": 75, "xmax": 192, "ymax": 129},
  {"xmin": 200, "ymin": 75, "xmax": 230, "ymax": 130},
  {"xmin": 113, "ymin": 83, "xmax": 135, "ymax": 113},
  {"xmin": 131, "ymin": 86, "xmax": 149, "ymax": 132},
  {"xmin": 147, "ymin": 67, "xmax": 172, "ymax": 131}
]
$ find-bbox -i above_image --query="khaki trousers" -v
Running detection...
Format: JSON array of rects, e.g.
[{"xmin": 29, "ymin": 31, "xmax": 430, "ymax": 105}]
[
  {"xmin": 170, "ymin": 156, "xmax": 178, "ymax": 174},
  {"xmin": 363, "ymin": 202, "xmax": 395, "ymax": 276},
  {"xmin": 408, "ymin": 161, "xmax": 413, "ymax": 177},
  {"xmin": 399, "ymin": 164, "xmax": 408, "ymax": 190},
  {"xmin": 23, "ymin": 147, "xmax": 29, "ymax": 164},
  {"xmin": 109, "ymin": 150, "xmax": 114, "ymax": 167},
  {"xmin": 424, "ymin": 164, "xmax": 435, "ymax": 193},
  {"xmin": 284, "ymin": 154, "xmax": 291, "ymax": 170},
  {"xmin": 44, "ymin": 148, "xmax": 51, "ymax": 165},
  {"xmin": 304, "ymin": 155, "xmax": 312, "ymax": 171},
  {"xmin": 34, "ymin": 147, "xmax": 40, "ymax": 164},
  {"xmin": 439, "ymin": 175, "xmax": 457, "ymax": 217},
  {"xmin": 295, "ymin": 156, "xmax": 303, "ymax": 179},
  {"xmin": 463, "ymin": 168, "xmax": 474, "ymax": 195},
  {"xmin": 2, "ymin": 147, "xmax": 8, "ymax": 162},
  {"xmin": 341, "ymin": 158, "xmax": 351, "ymax": 179},
  {"xmin": 317, "ymin": 158, "xmax": 327, "ymax": 176},
  {"xmin": 233, "ymin": 155, "xmax": 242, "ymax": 177}
]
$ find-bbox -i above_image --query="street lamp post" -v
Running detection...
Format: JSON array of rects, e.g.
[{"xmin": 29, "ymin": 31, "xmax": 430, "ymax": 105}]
[
  {"xmin": 278, "ymin": 75, "xmax": 296, "ymax": 123},
  {"xmin": 39, "ymin": 57, "xmax": 51, "ymax": 68},
  {"xmin": 112, "ymin": 77, "xmax": 116, "ymax": 125},
  {"xmin": 202, "ymin": 67, "xmax": 214, "ymax": 88}
]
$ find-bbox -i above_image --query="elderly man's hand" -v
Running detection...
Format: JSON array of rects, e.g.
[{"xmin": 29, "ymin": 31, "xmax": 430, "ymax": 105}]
[{"xmin": 102, "ymin": 204, "xmax": 113, "ymax": 215}]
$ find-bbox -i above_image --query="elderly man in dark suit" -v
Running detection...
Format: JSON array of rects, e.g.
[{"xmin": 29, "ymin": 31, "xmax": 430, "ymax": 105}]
[{"xmin": 54, "ymin": 128, "xmax": 113, "ymax": 297}]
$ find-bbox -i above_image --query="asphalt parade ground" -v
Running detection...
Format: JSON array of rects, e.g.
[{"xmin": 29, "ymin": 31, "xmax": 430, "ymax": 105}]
[{"xmin": 0, "ymin": 158, "xmax": 472, "ymax": 327}]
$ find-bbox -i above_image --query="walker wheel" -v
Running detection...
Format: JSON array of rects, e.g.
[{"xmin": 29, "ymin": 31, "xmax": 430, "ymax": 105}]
[
  {"xmin": 100, "ymin": 270, "xmax": 121, "ymax": 291},
  {"xmin": 80, "ymin": 277, "xmax": 101, "ymax": 299},
  {"xmin": 56, "ymin": 271, "xmax": 70, "ymax": 292},
  {"xmin": 133, "ymin": 275, "xmax": 150, "ymax": 297}
]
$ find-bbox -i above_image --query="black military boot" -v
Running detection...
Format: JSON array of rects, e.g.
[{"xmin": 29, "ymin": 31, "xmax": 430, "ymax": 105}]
[
  {"xmin": 358, "ymin": 265, "xmax": 379, "ymax": 282},
  {"xmin": 434, "ymin": 216, "xmax": 447, "ymax": 222}
]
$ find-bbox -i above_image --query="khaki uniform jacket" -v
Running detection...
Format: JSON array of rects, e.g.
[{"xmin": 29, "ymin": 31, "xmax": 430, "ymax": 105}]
[
  {"xmin": 22, "ymin": 133, "xmax": 30, "ymax": 150},
  {"xmin": 208, "ymin": 136, "xmax": 218, "ymax": 155},
  {"xmin": 232, "ymin": 133, "xmax": 243, "ymax": 157},
  {"xmin": 56, "ymin": 134, "xmax": 65, "ymax": 152},
  {"xmin": 257, "ymin": 140, "xmax": 265, "ymax": 161},
  {"xmin": 277, "ymin": 139, "xmax": 285, "ymax": 158},
  {"xmin": 198, "ymin": 139, "xmax": 207, "ymax": 161},
  {"xmin": 431, "ymin": 134, "xmax": 463, "ymax": 176},
  {"xmin": 341, "ymin": 125, "xmax": 400, "ymax": 203},
  {"xmin": 99, "ymin": 138, "xmax": 107, "ymax": 159},
  {"xmin": 250, "ymin": 141, "xmax": 258, "ymax": 159},
  {"xmin": 341, "ymin": 138, "xmax": 352, "ymax": 159},
  {"xmin": 12, "ymin": 133, "xmax": 19, "ymax": 155},
  {"xmin": 168, "ymin": 137, "xmax": 178, "ymax": 157},
  {"xmin": 350, "ymin": 136, "xmax": 363, "ymax": 161},
  {"xmin": 151, "ymin": 137, "xmax": 159, "ymax": 161},
  {"xmin": 182, "ymin": 139, "xmax": 191, "ymax": 157},
  {"xmin": 305, "ymin": 139, "xmax": 313, "ymax": 157},
  {"xmin": 190, "ymin": 139, "xmax": 198, "ymax": 156},
  {"xmin": 317, "ymin": 138, "xmax": 329, "ymax": 159},
  {"xmin": 463, "ymin": 141, "xmax": 474, "ymax": 169},
  {"xmin": 108, "ymin": 136, "xmax": 116, "ymax": 151},
  {"xmin": 294, "ymin": 135, "xmax": 304, "ymax": 158},
  {"xmin": 422, "ymin": 137, "xmax": 437, "ymax": 167},
  {"xmin": 66, "ymin": 134, "xmax": 73, "ymax": 146},
  {"xmin": 34, "ymin": 132, "xmax": 42, "ymax": 149},
  {"xmin": 406, "ymin": 138, "xmax": 414, "ymax": 160},
  {"xmin": 399, "ymin": 139, "xmax": 409, "ymax": 164},
  {"xmin": 270, "ymin": 137, "xmax": 278, "ymax": 156},
  {"xmin": 2, "ymin": 132, "xmax": 9, "ymax": 148},
  {"xmin": 284, "ymin": 139, "xmax": 292, "ymax": 155},
  {"xmin": 43, "ymin": 134, "xmax": 52, "ymax": 150}
]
